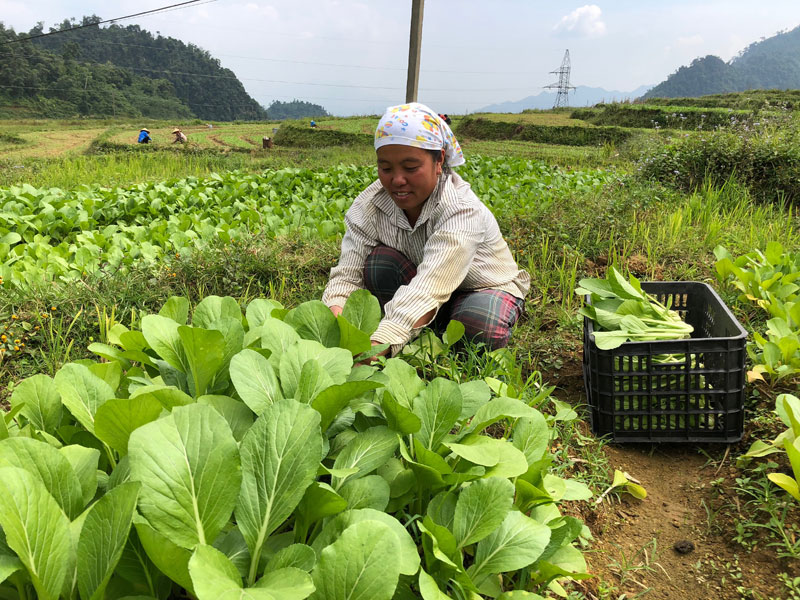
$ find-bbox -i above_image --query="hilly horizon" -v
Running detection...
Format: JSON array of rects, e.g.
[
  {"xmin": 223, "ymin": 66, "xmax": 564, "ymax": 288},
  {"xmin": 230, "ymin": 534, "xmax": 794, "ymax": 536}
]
[
  {"xmin": 476, "ymin": 85, "xmax": 654, "ymax": 113},
  {"xmin": 644, "ymin": 24, "xmax": 800, "ymax": 98}
]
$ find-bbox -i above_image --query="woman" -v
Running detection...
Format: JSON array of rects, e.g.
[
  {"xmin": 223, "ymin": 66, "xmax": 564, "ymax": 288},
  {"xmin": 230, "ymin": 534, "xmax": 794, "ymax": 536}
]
[{"xmin": 322, "ymin": 103, "xmax": 529, "ymax": 356}]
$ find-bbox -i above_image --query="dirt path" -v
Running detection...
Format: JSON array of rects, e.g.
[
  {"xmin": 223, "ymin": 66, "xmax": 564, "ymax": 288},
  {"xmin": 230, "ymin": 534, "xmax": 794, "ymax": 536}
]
[{"xmin": 552, "ymin": 365, "xmax": 791, "ymax": 599}]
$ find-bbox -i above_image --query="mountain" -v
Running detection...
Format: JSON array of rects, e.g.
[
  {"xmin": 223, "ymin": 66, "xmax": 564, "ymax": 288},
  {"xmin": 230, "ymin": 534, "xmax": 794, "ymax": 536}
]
[
  {"xmin": 644, "ymin": 25, "xmax": 800, "ymax": 99},
  {"xmin": 476, "ymin": 85, "xmax": 653, "ymax": 113},
  {"xmin": 4, "ymin": 16, "xmax": 269, "ymax": 121}
]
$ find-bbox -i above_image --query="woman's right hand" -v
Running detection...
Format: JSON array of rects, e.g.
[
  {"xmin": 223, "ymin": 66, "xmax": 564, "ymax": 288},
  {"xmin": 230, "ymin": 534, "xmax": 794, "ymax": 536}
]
[{"xmin": 330, "ymin": 305, "xmax": 343, "ymax": 317}]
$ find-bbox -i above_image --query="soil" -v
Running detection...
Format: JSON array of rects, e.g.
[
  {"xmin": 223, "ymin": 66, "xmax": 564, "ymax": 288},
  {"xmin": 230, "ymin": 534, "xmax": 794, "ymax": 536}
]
[{"xmin": 549, "ymin": 359, "xmax": 796, "ymax": 600}]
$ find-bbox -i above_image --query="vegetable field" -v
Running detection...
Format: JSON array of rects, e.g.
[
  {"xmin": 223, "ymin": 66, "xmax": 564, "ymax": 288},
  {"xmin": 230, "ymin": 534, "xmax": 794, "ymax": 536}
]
[{"xmin": 1, "ymin": 98, "xmax": 800, "ymax": 599}]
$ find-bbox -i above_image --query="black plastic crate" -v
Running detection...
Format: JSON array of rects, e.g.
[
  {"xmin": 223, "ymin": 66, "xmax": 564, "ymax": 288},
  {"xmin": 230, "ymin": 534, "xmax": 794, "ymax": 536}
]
[{"xmin": 582, "ymin": 281, "xmax": 747, "ymax": 443}]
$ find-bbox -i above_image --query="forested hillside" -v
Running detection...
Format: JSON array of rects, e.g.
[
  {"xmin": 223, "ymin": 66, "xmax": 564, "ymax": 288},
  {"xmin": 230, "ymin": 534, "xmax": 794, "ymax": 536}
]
[
  {"xmin": 266, "ymin": 100, "xmax": 329, "ymax": 120},
  {"xmin": 645, "ymin": 25, "xmax": 800, "ymax": 98},
  {"xmin": 0, "ymin": 16, "xmax": 269, "ymax": 120}
]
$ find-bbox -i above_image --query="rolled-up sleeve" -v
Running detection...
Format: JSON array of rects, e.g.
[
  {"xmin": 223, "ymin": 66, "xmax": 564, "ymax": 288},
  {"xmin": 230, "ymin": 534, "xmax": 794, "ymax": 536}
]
[{"xmin": 371, "ymin": 202, "xmax": 483, "ymax": 346}]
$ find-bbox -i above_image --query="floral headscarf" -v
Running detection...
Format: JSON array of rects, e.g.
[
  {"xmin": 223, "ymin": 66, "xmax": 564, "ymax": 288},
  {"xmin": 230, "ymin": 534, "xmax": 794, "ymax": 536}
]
[{"xmin": 374, "ymin": 102, "xmax": 465, "ymax": 167}]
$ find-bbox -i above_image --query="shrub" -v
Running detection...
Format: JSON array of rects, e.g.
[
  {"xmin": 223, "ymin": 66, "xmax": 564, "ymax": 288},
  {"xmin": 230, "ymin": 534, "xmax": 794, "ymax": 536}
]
[
  {"xmin": 571, "ymin": 103, "xmax": 753, "ymax": 130},
  {"xmin": 273, "ymin": 122, "xmax": 372, "ymax": 147},
  {"xmin": 635, "ymin": 116, "xmax": 800, "ymax": 201},
  {"xmin": 456, "ymin": 117, "xmax": 633, "ymax": 147}
]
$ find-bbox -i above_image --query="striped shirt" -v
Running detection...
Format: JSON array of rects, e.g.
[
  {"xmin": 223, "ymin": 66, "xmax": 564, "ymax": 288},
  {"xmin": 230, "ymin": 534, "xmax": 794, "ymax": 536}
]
[{"xmin": 322, "ymin": 171, "xmax": 530, "ymax": 348}]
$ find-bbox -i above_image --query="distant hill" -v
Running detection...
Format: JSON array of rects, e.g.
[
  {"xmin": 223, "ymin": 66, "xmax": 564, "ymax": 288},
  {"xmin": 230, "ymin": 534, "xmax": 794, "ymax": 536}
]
[
  {"xmin": 21, "ymin": 16, "xmax": 268, "ymax": 121},
  {"xmin": 644, "ymin": 25, "xmax": 800, "ymax": 99},
  {"xmin": 476, "ymin": 85, "xmax": 653, "ymax": 113},
  {"xmin": 266, "ymin": 100, "xmax": 329, "ymax": 120}
]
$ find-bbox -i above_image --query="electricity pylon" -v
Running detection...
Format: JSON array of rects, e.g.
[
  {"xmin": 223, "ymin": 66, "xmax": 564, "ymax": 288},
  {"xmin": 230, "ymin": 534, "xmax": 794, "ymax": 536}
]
[{"xmin": 544, "ymin": 49, "xmax": 576, "ymax": 108}]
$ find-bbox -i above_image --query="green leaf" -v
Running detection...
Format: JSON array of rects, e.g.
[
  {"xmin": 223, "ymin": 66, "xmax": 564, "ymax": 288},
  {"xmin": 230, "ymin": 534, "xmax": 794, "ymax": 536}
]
[
  {"xmin": 309, "ymin": 520, "xmax": 400, "ymax": 600},
  {"xmin": 511, "ymin": 412, "xmax": 550, "ymax": 465},
  {"xmin": 381, "ymin": 393, "xmax": 422, "ymax": 435},
  {"xmin": 443, "ymin": 320, "xmax": 465, "ymax": 346},
  {"xmin": 141, "ymin": 314, "xmax": 187, "ymax": 372},
  {"xmin": 453, "ymin": 478, "xmax": 515, "ymax": 548},
  {"xmin": 134, "ymin": 516, "xmax": 193, "ymax": 593},
  {"xmin": 188, "ymin": 544, "xmax": 266, "ymax": 599},
  {"xmin": 230, "ymin": 349, "xmax": 284, "ymax": 415},
  {"xmin": 0, "ymin": 466, "xmax": 72, "ymax": 600},
  {"xmin": 192, "ymin": 295, "xmax": 242, "ymax": 329},
  {"xmin": 265, "ymin": 544, "xmax": 316, "ymax": 573},
  {"xmin": 198, "ymin": 395, "xmax": 254, "ymax": 442},
  {"xmin": 458, "ymin": 380, "xmax": 491, "ymax": 421},
  {"xmin": 413, "ymin": 378, "xmax": 462, "ymax": 451},
  {"xmin": 285, "ymin": 300, "xmax": 341, "ymax": 348},
  {"xmin": 312, "ymin": 381, "xmax": 382, "ymax": 432},
  {"xmin": 465, "ymin": 396, "xmax": 540, "ymax": 435},
  {"xmin": 279, "ymin": 340, "xmax": 352, "ymax": 399},
  {"xmin": 342, "ymin": 290, "xmax": 381, "ymax": 335},
  {"xmin": 178, "ymin": 325, "xmax": 225, "ymax": 397},
  {"xmin": 258, "ymin": 318, "xmax": 301, "ymax": 367},
  {"xmin": 254, "ymin": 567, "xmax": 315, "ymax": 599},
  {"xmin": 236, "ymin": 399, "xmax": 323, "ymax": 584},
  {"xmin": 59, "ymin": 445, "xmax": 100, "ymax": 507},
  {"xmin": 382, "ymin": 358, "xmax": 425, "ymax": 409},
  {"xmin": 339, "ymin": 475, "xmax": 390, "ymax": 511},
  {"xmin": 311, "ymin": 509, "xmax": 419, "ymax": 577},
  {"xmin": 295, "ymin": 359, "xmax": 334, "ymax": 404},
  {"xmin": 446, "ymin": 436, "xmax": 528, "ymax": 478},
  {"xmin": 468, "ymin": 511, "xmax": 551, "ymax": 585},
  {"xmin": 159, "ymin": 296, "xmax": 190, "ymax": 325},
  {"xmin": 129, "ymin": 404, "xmax": 241, "ymax": 548},
  {"xmin": 246, "ymin": 299, "xmax": 284, "ymax": 329},
  {"xmin": 10, "ymin": 374, "xmax": 62, "ymax": 434},
  {"xmin": 332, "ymin": 426, "xmax": 399, "ymax": 489},
  {"xmin": 768, "ymin": 473, "xmax": 800, "ymax": 501},
  {"xmin": 418, "ymin": 569, "xmax": 452, "ymax": 600},
  {"xmin": 0, "ymin": 437, "xmax": 84, "ymax": 520},
  {"xmin": 54, "ymin": 363, "xmax": 115, "ymax": 434},
  {"xmin": 130, "ymin": 385, "xmax": 193, "ymax": 410},
  {"xmin": 88, "ymin": 361, "xmax": 123, "ymax": 393},
  {"xmin": 294, "ymin": 482, "xmax": 348, "ymax": 536},
  {"xmin": 337, "ymin": 316, "xmax": 372, "ymax": 356},
  {"xmin": 77, "ymin": 481, "xmax": 140, "ymax": 600},
  {"xmin": 94, "ymin": 396, "xmax": 163, "ymax": 456}
]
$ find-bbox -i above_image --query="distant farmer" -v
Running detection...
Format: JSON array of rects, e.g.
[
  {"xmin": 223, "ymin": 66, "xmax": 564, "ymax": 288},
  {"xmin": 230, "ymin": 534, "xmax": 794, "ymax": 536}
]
[
  {"xmin": 438, "ymin": 113, "xmax": 452, "ymax": 126},
  {"xmin": 310, "ymin": 120, "xmax": 317, "ymax": 128},
  {"xmin": 322, "ymin": 102, "xmax": 529, "ymax": 357},
  {"xmin": 172, "ymin": 128, "xmax": 187, "ymax": 144},
  {"xmin": 137, "ymin": 128, "xmax": 151, "ymax": 144}
]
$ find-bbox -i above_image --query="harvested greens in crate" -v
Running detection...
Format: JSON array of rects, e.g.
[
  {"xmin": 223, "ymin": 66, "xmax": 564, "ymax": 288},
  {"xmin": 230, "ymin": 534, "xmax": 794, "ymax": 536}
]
[{"xmin": 578, "ymin": 269, "xmax": 747, "ymax": 442}]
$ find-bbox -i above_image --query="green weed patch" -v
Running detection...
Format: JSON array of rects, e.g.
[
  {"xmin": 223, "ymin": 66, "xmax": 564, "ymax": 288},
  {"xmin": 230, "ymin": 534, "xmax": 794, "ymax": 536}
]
[{"xmin": 456, "ymin": 117, "xmax": 634, "ymax": 147}]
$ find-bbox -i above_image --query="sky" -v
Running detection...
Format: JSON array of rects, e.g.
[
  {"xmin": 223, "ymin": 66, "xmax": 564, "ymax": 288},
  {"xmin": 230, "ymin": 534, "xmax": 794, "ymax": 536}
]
[{"xmin": 2, "ymin": 0, "xmax": 800, "ymax": 116}]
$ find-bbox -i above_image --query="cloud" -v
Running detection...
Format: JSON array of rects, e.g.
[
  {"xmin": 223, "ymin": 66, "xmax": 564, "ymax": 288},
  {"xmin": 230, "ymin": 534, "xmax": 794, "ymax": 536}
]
[{"xmin": 554, "ymin": 5, "xmax": 607, "ymax": 37}]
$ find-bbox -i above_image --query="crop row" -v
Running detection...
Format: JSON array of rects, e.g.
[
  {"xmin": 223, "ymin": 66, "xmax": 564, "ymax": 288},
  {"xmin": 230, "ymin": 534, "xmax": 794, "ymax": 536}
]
[
  {"xmin": 0, "ymin": 158, "xmax": 618, "ymax": 287},
  {"xmin": 0, "ymin": 291, "xmax": 591, "ymax": 599}
]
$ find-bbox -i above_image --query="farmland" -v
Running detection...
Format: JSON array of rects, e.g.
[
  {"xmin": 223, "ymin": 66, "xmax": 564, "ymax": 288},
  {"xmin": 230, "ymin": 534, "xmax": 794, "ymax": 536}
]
[{"xmin": 1, "ymin": 97, "xmax": 800, "ymax": 599}]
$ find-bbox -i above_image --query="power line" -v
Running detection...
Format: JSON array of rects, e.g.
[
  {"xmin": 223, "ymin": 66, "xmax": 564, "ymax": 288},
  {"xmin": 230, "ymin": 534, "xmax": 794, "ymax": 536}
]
[{"xmin": 0, "ymin": 0, "xmax": 219, "ymax": 46}]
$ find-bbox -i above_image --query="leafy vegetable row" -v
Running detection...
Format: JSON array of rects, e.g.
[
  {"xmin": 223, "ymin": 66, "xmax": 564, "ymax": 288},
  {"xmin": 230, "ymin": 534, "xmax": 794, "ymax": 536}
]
[
  {"xmin": 0, "ymin": 159, "xmax": 616, "ymax": 288},
  {"xmin": 1, "ymin": 291, "xmax": 592, "ymax": 599}
]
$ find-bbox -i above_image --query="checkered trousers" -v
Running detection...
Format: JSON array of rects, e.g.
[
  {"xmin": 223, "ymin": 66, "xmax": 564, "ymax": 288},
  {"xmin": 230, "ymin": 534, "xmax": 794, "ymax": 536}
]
[{"xmin": 364, "ymin": 245, "xmax": 524, "ymax": 349}]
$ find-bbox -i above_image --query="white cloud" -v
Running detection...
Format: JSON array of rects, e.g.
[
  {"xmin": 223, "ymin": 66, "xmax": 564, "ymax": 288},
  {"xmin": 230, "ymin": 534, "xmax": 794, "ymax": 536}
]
[{"xmin": 554, "ymin": 5, "xmax": 607, "ymax": 37}]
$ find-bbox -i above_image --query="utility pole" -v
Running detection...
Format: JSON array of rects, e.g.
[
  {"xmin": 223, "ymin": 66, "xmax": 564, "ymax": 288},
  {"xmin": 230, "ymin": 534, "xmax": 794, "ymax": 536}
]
[{"xmin": 405, "ymin": 0, "xmax": 424, "ymax": 103}]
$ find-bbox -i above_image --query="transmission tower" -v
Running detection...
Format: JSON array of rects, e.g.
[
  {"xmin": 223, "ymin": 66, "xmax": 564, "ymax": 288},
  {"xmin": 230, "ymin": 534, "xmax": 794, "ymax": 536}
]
[{"xmin": 544, "ymin": 49, "xmax": 576, "ymax": 108}]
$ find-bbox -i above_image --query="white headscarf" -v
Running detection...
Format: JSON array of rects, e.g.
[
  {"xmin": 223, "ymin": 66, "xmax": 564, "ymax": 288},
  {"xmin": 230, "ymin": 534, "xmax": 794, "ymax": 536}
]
[{"xmin": 374, "ymin": 102, "xmax": 465, "ymax": 167}]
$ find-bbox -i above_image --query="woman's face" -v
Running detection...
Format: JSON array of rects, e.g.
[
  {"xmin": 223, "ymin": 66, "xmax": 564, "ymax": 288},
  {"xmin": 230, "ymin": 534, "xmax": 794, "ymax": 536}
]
[{"xmin": 377, "ymin": 145, "xmax": 444, "ymax": 225}]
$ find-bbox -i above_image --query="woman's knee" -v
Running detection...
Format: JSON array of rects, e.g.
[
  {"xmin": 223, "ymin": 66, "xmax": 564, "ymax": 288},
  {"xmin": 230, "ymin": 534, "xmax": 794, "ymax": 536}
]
[
  {"xmin": 363, "ymin": 245, "xmax": 416, "ymax": 306},
  {"xmin": 448, "ymin": 291, "xmax": 524, "ymax": 349}
]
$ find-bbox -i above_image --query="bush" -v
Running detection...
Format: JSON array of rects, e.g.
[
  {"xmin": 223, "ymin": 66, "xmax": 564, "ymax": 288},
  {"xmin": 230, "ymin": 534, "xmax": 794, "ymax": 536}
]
[
  {"xmin": 456, "ymin": 117, "xmax": 633, "ymax": 147},
  {"xmin": 273, "ymin": 122, "xmax": 372, "ymax": 147},
  {"xmin": 571, "ymin": 103, "xmax": 753, "ymax": 130},
  {"xmin": 636, "ymin": 115, "xmax": 800, "ymax": 201}
]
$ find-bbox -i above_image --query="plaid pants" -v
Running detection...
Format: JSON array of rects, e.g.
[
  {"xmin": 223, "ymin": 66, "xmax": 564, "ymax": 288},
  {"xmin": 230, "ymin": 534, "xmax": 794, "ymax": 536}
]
[{"xmin": 363, "ymin": 245, "xmax": 524, "ymax": 349}]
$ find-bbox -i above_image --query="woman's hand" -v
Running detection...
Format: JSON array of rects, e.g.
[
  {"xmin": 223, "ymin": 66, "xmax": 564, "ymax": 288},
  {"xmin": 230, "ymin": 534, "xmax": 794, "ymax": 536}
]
[{"xmin": 330, "ymin": 305, "xmax": 343, "ymax": 317}]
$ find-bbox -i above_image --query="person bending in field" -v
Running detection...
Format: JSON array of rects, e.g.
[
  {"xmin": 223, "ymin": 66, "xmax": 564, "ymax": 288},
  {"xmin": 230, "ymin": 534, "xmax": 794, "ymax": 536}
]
[
  {"xmin": 137, "ymin": 128, "xmax": 151, "ymax": 144},
  {"xmin": 322, "ymin": 102, "xmax": 529, "ymax": 357},
  {"xmin": 172, "ymin": 128, "xmax": 187, "ymax": 144}
]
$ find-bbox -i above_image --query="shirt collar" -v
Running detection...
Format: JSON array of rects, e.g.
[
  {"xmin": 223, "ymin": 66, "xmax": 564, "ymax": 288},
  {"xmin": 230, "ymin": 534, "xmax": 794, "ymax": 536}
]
[{"xmin": 371, "ymin": 174, "xmax": 449, "ymax": 231}]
